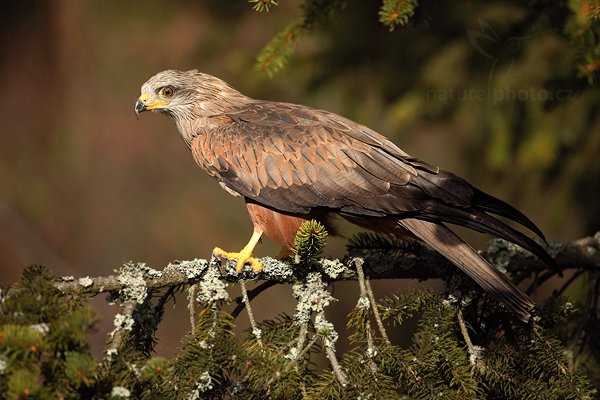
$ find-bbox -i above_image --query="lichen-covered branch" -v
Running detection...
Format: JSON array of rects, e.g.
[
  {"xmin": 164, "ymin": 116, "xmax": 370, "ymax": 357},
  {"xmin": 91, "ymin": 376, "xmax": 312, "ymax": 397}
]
[{"xmin": 52, "ymin": 233, "xmax": 600, "ymax": 297}]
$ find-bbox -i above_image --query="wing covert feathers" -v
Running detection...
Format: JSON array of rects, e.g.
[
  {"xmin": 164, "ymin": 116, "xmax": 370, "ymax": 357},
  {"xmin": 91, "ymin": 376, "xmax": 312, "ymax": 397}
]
[
  {"xmin": 399, "ymin": 218, "xmax": 534, "ymax": 322},
  {"xmin": 187, "ymin": 100, "xmax": 558, "ymax": 306}
]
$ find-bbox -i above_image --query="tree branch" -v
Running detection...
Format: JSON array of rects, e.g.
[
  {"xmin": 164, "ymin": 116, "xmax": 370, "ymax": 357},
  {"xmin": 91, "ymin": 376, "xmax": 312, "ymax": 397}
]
[{"xmin": 52, "ymin": 233, "xmax": 600, "ymax": 296}]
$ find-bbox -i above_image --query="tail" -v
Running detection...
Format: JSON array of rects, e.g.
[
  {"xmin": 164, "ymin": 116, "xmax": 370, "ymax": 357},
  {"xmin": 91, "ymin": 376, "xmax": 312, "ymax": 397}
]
[
  {"xmin": 418, "ymin": 205, "xmax": 561, "ymax": 276},
  {"xmin": 472, "ymin": 188, "xmax": 547, "ymax": 242},
  {"xmin": 398, "ymin": 218, "xmax": 534, "ymax": 322}
]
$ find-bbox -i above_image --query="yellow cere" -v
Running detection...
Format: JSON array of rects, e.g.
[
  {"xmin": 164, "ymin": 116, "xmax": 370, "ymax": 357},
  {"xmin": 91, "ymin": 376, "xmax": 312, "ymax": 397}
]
[{"xmin": 138, "ymin": 92, "xmax": 171, "ymax": 110}]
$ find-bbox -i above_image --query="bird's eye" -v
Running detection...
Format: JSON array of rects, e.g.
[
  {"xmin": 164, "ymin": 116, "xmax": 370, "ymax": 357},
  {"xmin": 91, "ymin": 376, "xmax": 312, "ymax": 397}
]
[{"xmin": 159, "ymin": 86, "xmax": 174, "ymax": 98}]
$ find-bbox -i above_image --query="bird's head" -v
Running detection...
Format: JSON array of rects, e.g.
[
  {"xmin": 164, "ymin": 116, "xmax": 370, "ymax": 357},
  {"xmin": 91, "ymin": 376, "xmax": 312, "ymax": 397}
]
[{"xmin": 135, "ymin": 69, "xmax": 246, "ymax": 119}]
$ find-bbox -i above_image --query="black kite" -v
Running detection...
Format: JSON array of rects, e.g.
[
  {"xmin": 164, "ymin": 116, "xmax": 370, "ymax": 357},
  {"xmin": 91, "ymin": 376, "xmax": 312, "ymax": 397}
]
[{"xmin": 135, "ymin": 70, "xmax": 559, "ymax": 322}]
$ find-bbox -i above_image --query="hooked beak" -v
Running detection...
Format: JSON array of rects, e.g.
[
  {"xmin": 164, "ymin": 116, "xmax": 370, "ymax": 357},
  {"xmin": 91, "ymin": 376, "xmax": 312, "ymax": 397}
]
[
  {"xmin": 134, "ymin": 98, "xmax": 147, "ymax": 115},
  {"xmin": 134, "ymin": 92, "xmax": 151, "ymax": 116},
  {"xmin": 134, "ymin": 92, "xmax": 171, "ymax": 117}
]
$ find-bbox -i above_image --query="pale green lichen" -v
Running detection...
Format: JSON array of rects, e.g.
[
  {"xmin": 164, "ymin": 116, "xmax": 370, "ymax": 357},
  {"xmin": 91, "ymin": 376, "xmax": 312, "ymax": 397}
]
[
  {"xmin": 106, "ymin": 348, "xmax": 118, "ymax": 361},
  {"xmin": 315, "ymin": 313, "xmax": 338, "ymax": 347},
  {"xmin": 487, "ymin": 238, "xmax": 536, "ymax": 273},
  {"xmin": 78, "ymin": 276, "xmax": 93, "ymax": 287},
  {"xmin": 0, "ymin": 356, "xmax": 7, "ymax": 375},
  {"xmin": 262, "ymin": 257, "xmax": 294, "ymax": 279},
  {"xmin": 111, "ymin": 386, "xmax": 130, "ymax": 398},
  {"xmin": 130, "ymin": 363, "xmax": 142, "ymax": 378},
  {"xmin": 292, "ymin": 272, "xmax": 335, "ymax": 325},
  {"xmin": 468, "ymin": 345, "xmax": 485, "ymax": 366},
  {"xmin": 29, "ymin": 323, "xmax": 49, "ymax": 335},
  {"xmin": 112, "ymin": 313, "xmax": 134, "ymax": 335},
  {"xmin": 365, "ymin": 347, "xmax": 378, "ymax": 358},
  {"xmin": 319, "ymin": 258, "xmax": 346, "ymax": 279},
  {"xmin": 198, "ymin": 340, "xmax": 211, "ymax": 349},
  {"xmin": 168, "ymin": 259, "xmax": 208, "ymax": 279},
  {"xmin": 284, "ymin": 347, "xmax": 300, "ymax": 361},
  {"xmin": 584, "ymin": 233, "xmax": 599, "ymax": 257},
  {"xmin": 252, "ymin": 327, "xmax": 262, "ymax": 341},
  {"xmin": 118, "ymin": 262, "xmax": 150, "ymax": 304},
  {"xmin": 196, "ymin": 265, "xmax": 229, "ymax": 303},
  {"xmin": 187, "ymin": 371, "xmax": 214, "ymax": 399},
  {"xmin": 356, "ymin": 296, "xmax": 370, "ymax": 309}
]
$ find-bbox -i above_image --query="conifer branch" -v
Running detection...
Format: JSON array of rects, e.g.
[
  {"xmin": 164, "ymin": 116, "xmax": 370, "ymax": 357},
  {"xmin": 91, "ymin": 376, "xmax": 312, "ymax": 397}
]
[
  {"xmin": 354, "ymin": 258, "xmax": 378, "ymax": 373},
  {"xmin": 294, "ymin": 321, "xmax": 310, "ymax": 358},
  {"xmin": 256, "ymin": 21, "xmax": 303, "ymax": 76},
  {"xmin": 378, "ymin": 0, "xmax": 419, "ymax": 31},
  {"xmin": 266, "ymin": 329, "xmax": 317, "ymax": 387},
  {"xmin": 51, "ymin": 233, "xmax": 600, "ymax": 297},
  {"xmin": 187, "ymin": 284, "xmax": 197, "ymax": 335},
  {"xmin": 365, "ymin": 278, "xmax": 390, "ymax": 344},
  {"xmin": 103, "ymin": 299, "xmax": 138, "ymax": 368},
  {"xmin": 231, "ymin": 281, "xmax": 276, "ymax": 318},
  {"xmin": 240, "ymin": 280, "xmax": 263, "ymax": 346},
  {"xmin": 248, "ymin": 0, "xmax": 278, "ymax": 12},
  {"xmin": 356, "ymin": 255, "xmax": 391, "ymax": 344},
  {"xmin": 317, "ymin": 310, "xmax": 348, "ymax": 386}
]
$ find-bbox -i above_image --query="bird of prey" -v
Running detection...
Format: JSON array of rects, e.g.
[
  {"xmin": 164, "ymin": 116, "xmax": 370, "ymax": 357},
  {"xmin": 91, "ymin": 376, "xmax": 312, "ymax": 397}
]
[{"xmin": 135, "ymin": 69, "xmax": 558, "ymax": 322}]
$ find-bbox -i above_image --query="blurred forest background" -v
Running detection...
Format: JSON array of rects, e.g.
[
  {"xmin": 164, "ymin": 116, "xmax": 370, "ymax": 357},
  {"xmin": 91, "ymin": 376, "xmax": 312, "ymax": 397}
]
[{"xmin": 1, "ymin": 0, "xmax": 599, "ymax": 356}]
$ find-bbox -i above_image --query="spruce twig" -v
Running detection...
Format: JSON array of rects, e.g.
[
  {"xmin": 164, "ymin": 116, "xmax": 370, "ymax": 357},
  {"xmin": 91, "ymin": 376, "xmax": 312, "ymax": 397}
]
[
  {"xmin": 457, "ymin": 309, "xmax": 474, "ymax": 352},
  {"xmin": 266, "ymin": 332, "xmax": 318, "ymax": 387},
  {"xmin": 187, "ymin": 284, "xmax": 197, "ymax": 335},
  {"xmin": 317, "ymin": 310, "xmax": 348, "ymax": 386},
  {"xmin": 232, "ymin": 281, "xmax": 276, "ymax": 319},
  {"xmin": 458, "ymin": 308, "xmax": 484, "ymax": 370},
  {"xmin": 295, "ymin": 321, "xmax": 309, "ymax": 355},
  {"xmin": 248, "ymin": 0, "xmax": 278, "ymax": 12},
  {"xmin": 354, "ymin": 255, "xmax": 391, "ymax": 345},
  {"xmin": 324, "ymin": 342, "xmax": 347, "ymax": 386},
  {"xmin": 290, "ymin": 219, "xmax": 328, "ymax": 263},
  {"xmin": 365, "ymin": 278, "xmax": 390, "ymax": 344},
  {"xmin": 103, "ymin": 299, "xmax": 137, "ymax": 368},
  {"xmin": 240, "ymin": 280, "xmax": 263, "ymax": 346},
  {"xmin": 355, "ymin": 258, "xmax": 378, "ymax": 372}
]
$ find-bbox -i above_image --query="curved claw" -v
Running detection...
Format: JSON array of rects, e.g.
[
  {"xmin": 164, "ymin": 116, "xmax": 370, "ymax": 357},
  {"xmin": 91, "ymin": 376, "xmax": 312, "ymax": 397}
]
[{"xmin": 213, "ymin": 247, "xmax": 263, "ymax": 273}]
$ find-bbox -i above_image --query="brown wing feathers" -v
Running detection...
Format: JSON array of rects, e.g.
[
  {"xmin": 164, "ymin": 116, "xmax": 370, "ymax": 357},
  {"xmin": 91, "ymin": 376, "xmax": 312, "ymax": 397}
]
[{"xmin": 189, "ymin": 97, "xmax": 556, "ymax": 321}]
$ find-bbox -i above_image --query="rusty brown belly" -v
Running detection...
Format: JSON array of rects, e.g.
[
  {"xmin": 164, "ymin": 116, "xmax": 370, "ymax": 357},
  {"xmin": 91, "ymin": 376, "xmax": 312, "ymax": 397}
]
[{"xmin": 245, "ymin": 199, "xmax": 338, "ymax": 256}]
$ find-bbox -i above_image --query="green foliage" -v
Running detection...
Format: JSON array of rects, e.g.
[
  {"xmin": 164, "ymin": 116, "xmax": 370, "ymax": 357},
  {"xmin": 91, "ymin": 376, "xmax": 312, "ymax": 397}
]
[
  {"xmin": 290, "ymin": 219, "xmax": 328, "ymax": 263},
  {"xmin": 0, "ymin": 266, "xmax": 96, "ymax": 399},
  {"xmin": 1, "ymin": 260, "xmax": 598, "ymax": 399},
  {"xmin": 242, "ymin": 315, "xmax": 318, "ymax": 398},
  {"xmin": 6, "ymin": 368, "xmax": 44, "ymax": 400},
  {"xmin": 256, "ymin": 0, "xmax": 600, "ymax": 83},
  {"xmin": 248, "ymin": 0, "xmax": 279, "ymax": 12},
  {"xmin": 379, "ymin": 0, "xmax": 420, "ymax": 31},
  {"xmin": 256, "ymin": 0, "xmax": 347, "ymax": 75},
  {"xmin": 347, "ymin": 231, "xmax": 422, "ymax": 257},
  {"xmin": 166, "ymin": 306, "xmax": 240, "ymax": 399},
  {"xmin": 256, "ymin": 20, "xmax": 304, "ymax": 76},
  {"xmin": 566, "ymin": 0, "xmax": 600, "ymax": 83}
]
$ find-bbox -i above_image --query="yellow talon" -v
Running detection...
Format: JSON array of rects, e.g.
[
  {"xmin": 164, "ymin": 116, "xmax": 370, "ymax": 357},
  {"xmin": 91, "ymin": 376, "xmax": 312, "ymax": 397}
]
[
  {"xmin": 212, "ymin": 230, "xmax": 264, "ymax": 273},
  {"xmin": 217, "ymin": 248, "xmax": 262, "ymax": 273},
  {"xmin": 213, "ymin": 247, "xmax": 263, "ymax": 273}
]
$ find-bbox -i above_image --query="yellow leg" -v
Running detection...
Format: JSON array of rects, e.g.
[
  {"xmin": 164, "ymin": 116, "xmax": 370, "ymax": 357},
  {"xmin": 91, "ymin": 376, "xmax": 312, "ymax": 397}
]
[{"xmin": 213, "ymin": 230, "xmax": 263, "ymax": 273}]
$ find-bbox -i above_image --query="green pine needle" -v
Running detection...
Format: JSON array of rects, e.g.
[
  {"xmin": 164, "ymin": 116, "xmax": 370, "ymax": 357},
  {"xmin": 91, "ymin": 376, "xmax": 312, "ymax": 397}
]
[
  {"xmin": 256, "ymin": 21, "xmax": 304, "ymax": 77},
  {"xmin": 290, "ymin": 219, "xmax": 328, "ymax": 262},
  {"xmin": 378, "ymin": 0, "xmax": 419, "ymax": 31},
  {"xmin": 249, "ymin": 0, "xmax": 279, "ymax": 12}
]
